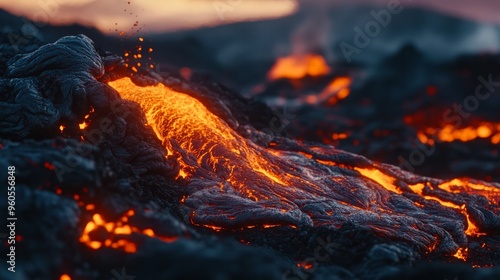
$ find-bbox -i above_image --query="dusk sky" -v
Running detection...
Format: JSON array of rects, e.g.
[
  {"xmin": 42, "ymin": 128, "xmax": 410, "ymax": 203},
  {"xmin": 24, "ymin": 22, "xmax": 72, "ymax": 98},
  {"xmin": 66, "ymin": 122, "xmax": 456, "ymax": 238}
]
[{"xmin": 0, "ymin": 0, "xmax": 498, "ymax": 34}]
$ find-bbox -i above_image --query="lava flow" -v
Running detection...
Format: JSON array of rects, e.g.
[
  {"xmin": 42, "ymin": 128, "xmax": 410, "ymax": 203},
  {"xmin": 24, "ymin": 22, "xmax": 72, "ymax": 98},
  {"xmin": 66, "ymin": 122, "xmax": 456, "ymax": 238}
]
[
  {"xmin": 267, "ymin": 54, "xmax": 331, "ymax": 80},
  {"xmin": 403, "ymin": 111, "xmax": 500, "ymax": 145},
  {"xmin": 108, "ymin": 77, "xmax": 500, "ymax": 259},
  {"xmin": 416, "ymin": 123, "xmax": 500, "ymax": 145},
  {"xmin": 304, "ymin": 76, "xmax": 352, "ymax": 105},
  {"xmin": 79, "ymin": 209, "xmax": 177, "ymax": 253}
]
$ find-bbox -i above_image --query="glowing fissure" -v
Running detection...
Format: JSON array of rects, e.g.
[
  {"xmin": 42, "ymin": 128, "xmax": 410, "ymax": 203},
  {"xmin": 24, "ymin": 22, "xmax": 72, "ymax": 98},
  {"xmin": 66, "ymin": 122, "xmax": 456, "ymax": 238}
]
[
  {"xmin": 354, "ymin": 167, "xmax": 402, "ymax": 194},
  {"xmin": 408, "ymin": 182, "xmax": 480, "ymax": 234},
  {"xmin": 108, "ymin": 77, "xmax": 500, "ymax": 256}
]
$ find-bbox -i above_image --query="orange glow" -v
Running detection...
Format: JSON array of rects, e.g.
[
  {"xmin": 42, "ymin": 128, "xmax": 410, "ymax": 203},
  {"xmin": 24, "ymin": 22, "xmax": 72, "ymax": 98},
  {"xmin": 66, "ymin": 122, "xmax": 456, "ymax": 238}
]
[
  {"xmin": 59, "ymin": 274, "xmax": 71, "ymax": 280},
  {"xmin": 416, "ymin": 123, "xmax": 500, "ymax": 145},
  {"xmin": 79, "ymin": 122, "xmax": 88, "ymax": 130},
  {"xmin": 143, "ymin": 229, "xmax": 154, "ymax": 236},
  {"xmin": 322, "ymin": 77, "xmax": 352, "ymax": 105},
  {"xmin": 408, "ymin": 179, "xmax": 497, "ymax": 237},
  {"xmin": 477, "ymin": 125, "xmax": 492, "ymax": 138},
  {"xmin": 108, "ymin": 77, "xmax": 291, "ymax": 186},
  {"xmin": 439, "ymin": 178, "xmax": 500, "ymax": 196},
  {"xmin": 331, "ymin": 133, "xmax": 348, "ymax": 141},
  {"xmin": 408, "ymin": 183, "xmax": 426, "ymax": 194},
  {"xmin": 107, "ymin": 77, "xmax": 500, "ymax": 253},
  {"xmin": 355, "ymin": 168, "xmax": 402, "ymax": 194},
  {"xmin": 267, "ymin": 54, "xmax": 330, "ymax": 80},
  {"xmin": 454, "ymin": 247, "xmax": 468, "ymax": 261},
  {"xmin": 492, "ymin": 133, "xmax": 500, "ymax": 144},
  {"xmin": 303, "ymin": 77, "xmax": 352, "ymax": 106},
  {"xmin": 464, "ymin": 210, "xmax": 483, "ymax": 237},
  {"xmin": 297, "ymin": 262, "xmax": 314, "ymax": 270},
  {"xmin": 79, "ymin": 209, "xmax": 177, "ymax": 253},
  {"xmin": 439, "ymin": 179, "xmax": 499, "ymax": 236}
]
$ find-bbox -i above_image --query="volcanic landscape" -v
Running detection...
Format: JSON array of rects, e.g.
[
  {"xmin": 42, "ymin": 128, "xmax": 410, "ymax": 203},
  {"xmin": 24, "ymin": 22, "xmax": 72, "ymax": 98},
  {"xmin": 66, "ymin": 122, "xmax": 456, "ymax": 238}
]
[{"xmin": 1, "ymin": 3, "xmax": 500, "ymax": 280}]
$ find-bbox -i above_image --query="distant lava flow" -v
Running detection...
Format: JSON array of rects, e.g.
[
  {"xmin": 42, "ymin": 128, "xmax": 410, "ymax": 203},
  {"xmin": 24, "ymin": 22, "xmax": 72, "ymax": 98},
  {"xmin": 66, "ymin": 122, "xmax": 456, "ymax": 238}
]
[
  {"xmin": 267, "ymin": 54, "xmax": 331, "ymax": 80},
  {"xmin": 304, "ymin": 76, "xmax": 352, "ymax": 105},
  {"xmin": 108, "ymin": 77, "xmax": 500, "ymax": 260},
  {"xmin": 404, "ymin": 112, "xmax": 500, "ymax": 145},
  {"xmin": 79, "ymin": 209, "xmax": 177, "ymax": 253},
  {"xmin": 416, "ymin": 123, "xmax": 500, "ymax": 145}
]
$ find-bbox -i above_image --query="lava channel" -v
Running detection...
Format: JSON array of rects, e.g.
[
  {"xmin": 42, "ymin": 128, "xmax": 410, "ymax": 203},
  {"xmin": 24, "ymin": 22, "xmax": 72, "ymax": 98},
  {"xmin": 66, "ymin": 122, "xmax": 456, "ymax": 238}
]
[{"xmin": 108, "ymin": 77, "xmax": 500, "ymax": 257}]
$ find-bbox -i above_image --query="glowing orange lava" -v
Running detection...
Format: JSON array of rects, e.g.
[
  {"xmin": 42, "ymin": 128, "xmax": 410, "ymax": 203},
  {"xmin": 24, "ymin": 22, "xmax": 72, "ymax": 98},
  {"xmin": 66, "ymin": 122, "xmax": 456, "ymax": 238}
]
[
  {"xmin": 407, "ymin": 181, "xmax": 489, "ymax": 238},
  {"xmin": 107, "ymin": 77, "xmax": 500, "ymax": 257},
  {"xmin": 79, "ymin": 209, "xmax": 176, "ymax": 253},
  {"xmin": 59, "ymin": 274, "xmax": 71, "ymax": 280},
  {"xmin": 454, "ymin": 247, "xmax": 468, "ymax": 261},
  {"xmin": 321, "ymin": 77, "xmax": 351, "ymax": 105},
  {"xmin": 108, "ymin": 77, "xmax": 289, "ymax": 186},
  {"xmin": 439, "ymin": 178, "xmax": 500, "ymax": 201},
  {"xmin": 304, "ymin": 76, "xmax": 352, "ymax": 105},
  {"xmin": 416, "ymin": 123, "xmax": 500, "ymax": 145},
  {"xmin": 267, "ymin": 54, "xmax": 331, "ymax": 80},
  {"xmin": 355, "ymin": 167, "xmax": 402, "ymax": 194},
  {"xmin": 331, "ymin": 133, "xmax": 348, "ymax": 141}
]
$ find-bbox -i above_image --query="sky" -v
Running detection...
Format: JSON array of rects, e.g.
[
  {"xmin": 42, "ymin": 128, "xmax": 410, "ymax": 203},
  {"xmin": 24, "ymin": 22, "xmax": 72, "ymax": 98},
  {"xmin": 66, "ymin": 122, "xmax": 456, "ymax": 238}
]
[
  {"xmin": 0, "ymin": 0, "xmax": 499, "ymax": 34},
  {"xmin": 0, "ymin": 0, "xmax": 298, "ymax": 33}
]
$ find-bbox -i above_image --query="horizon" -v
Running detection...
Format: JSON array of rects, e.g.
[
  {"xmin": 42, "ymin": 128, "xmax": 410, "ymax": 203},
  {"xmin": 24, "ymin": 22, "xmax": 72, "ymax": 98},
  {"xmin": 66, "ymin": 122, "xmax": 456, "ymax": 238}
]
[{"xmin": 1, "ymin": 0, "xmax": 499, "ymax": 35}]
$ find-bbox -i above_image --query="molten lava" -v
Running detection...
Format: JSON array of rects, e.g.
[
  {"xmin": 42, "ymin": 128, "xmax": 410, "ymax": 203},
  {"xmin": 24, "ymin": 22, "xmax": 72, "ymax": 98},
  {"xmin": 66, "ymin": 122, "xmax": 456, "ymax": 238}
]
[
  {"xmin": 416, "ymin": 123, "xmax": 500, "ymax": 145},
  {"xmin": 79, "ymin": 209, "xmax": 176, "ymax": 253},
  {"xmin": 321, "ymin": 76, "xmax": 351, "ymax": 105},
  {"xmin": 304, "ymin": 76, "xmax": 352, "ymax": 105},
  {"xmin": 80, "ymin": 210, "xmax": 138, "ymax": 253},
  {"xmin": 404, "ymin": 112, "xmax": 500, "ymax": 146},
  {"xmin": 108, "ymin": 77, "xmax": 289, "ymax": 185},
  {"xmin": 108, "ymin": 77, "xmax": 500, "ymax": 259},
  {"xmin": 59, "ymin": 274, "xmax": 71, "ymax": 280},
  {"xmin": 267, "ymin": 54, "xmax": 331, "ymax": 80}
]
